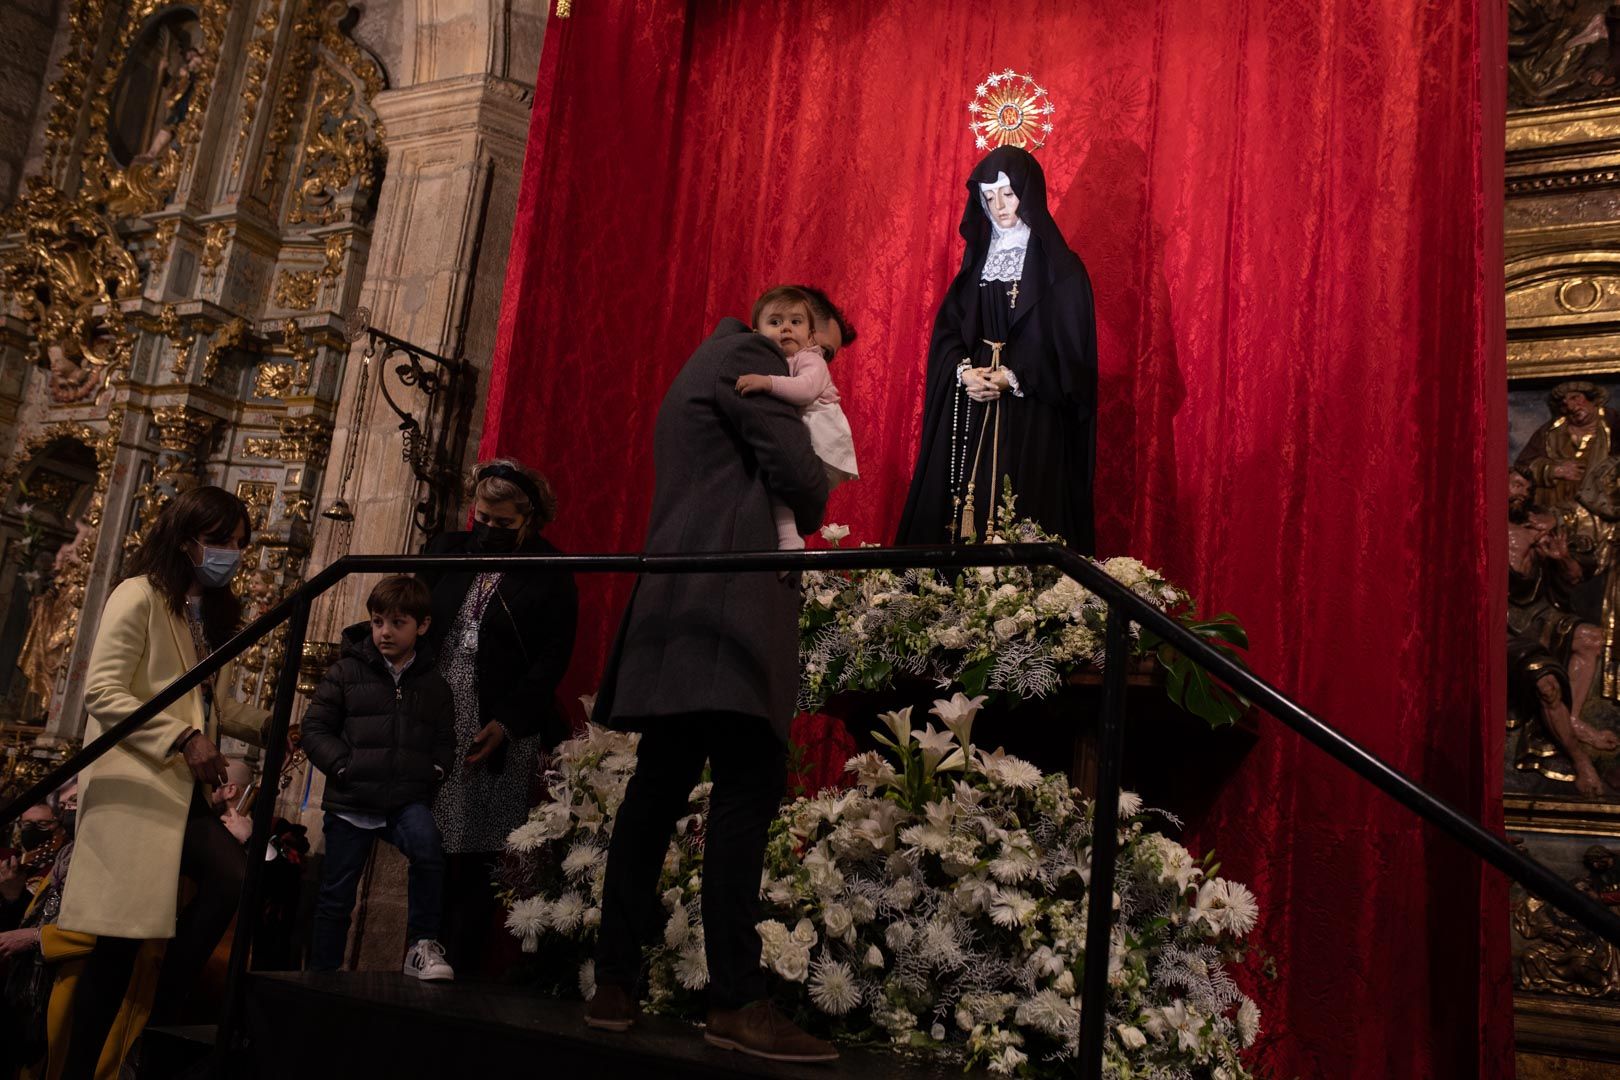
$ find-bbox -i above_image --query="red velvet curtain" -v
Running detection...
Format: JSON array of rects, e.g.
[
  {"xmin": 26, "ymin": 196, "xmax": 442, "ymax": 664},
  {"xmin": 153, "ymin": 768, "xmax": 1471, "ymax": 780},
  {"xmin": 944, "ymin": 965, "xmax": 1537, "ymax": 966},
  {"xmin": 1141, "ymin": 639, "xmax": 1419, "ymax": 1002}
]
[{"xmin": 485, "ymin": 2, "xmax": 1510, "ymax": 1075}]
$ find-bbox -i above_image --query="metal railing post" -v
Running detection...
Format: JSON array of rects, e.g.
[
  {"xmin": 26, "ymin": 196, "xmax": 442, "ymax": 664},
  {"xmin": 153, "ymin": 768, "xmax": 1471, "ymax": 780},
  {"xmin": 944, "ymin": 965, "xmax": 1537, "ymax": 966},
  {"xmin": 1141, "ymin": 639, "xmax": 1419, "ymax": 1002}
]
[
  {"xmin": 212, "ymin": 595, "xmax": 311, "ymax": 1075},
  {"xmin": 1078, "ymin": 606, "xmax": 1131, "ymax": 1078}
]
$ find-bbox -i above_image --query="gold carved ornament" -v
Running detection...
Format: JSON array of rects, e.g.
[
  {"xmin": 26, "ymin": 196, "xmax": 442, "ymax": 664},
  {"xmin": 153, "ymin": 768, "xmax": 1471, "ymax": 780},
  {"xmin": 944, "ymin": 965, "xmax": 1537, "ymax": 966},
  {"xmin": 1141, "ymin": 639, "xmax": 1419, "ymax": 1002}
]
[
  {"xmin": 200, "ymin": 223, "xmax": 230, "ymax": 285},
  {"xmin": 0, "ymin": 181, "xmax": 142, "ymax": 393},
  {"xmin": 233, "ymin": 0, "xmax": 284, "ymax": 182},
  {"xmin": 202, "ymin": 316, "xmax": 250, "ymax": 383}
]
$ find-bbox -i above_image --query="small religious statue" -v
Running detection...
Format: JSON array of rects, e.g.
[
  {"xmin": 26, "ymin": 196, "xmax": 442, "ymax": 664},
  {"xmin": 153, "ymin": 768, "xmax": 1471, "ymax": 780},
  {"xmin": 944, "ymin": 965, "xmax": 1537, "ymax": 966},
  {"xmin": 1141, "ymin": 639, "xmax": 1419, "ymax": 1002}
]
[
  {"xmin": 895, "ymin": 145, "xmax": 1098, "ymax": 551},
  {"xmin": 1516, "ymin": 844, "xmax": 1620, "ymax": 997},
  {"xmin": 1509, "ymin": 468, "xmax": 1620, "ymax": 796},
  {"xmin": 15, "ymin": 522, "xmax": 92, "ymax": 718},
  {"xmin": 1517, "ymin": 381, "xmax": 1618, "ymax": 597},
  {"xmin": 132, "ymin": 45, "xmax": 203, "ymax": 165}
]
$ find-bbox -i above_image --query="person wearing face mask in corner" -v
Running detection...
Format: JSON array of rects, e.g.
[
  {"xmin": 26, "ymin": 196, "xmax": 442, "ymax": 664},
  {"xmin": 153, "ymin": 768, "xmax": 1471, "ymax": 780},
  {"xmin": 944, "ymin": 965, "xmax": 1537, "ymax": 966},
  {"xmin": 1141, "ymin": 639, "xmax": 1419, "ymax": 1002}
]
[
  {"xmin": 416, "ymin": 459, "xmax": 577, "ymax": 976},
  {"xmin": 55, "ymin": 487, "xmax": 269, "ymax": 1075}
]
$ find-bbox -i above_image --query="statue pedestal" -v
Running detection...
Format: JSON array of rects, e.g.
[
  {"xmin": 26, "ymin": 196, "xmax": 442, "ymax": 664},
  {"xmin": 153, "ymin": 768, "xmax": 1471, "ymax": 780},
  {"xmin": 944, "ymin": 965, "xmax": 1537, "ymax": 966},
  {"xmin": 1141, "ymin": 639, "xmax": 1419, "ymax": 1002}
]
[{"xmin": 826, "ymin": 667, "xmax": 1259, "ymax": 823}]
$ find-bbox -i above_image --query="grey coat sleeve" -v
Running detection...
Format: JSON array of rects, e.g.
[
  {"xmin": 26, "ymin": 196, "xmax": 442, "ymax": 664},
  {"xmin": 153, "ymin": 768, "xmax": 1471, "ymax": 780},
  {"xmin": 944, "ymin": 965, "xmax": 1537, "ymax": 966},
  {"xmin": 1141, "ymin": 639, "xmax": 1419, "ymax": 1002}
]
[{"xmin": 714, "ymin": 347, "xmax": 830, "ymax": 536}]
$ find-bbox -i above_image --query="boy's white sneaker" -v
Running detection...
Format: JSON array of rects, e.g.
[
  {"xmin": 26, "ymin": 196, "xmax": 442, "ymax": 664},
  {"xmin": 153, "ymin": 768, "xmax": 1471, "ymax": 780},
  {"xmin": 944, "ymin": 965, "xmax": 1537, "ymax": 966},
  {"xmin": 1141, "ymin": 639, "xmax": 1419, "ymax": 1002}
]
[{"xmin": 403, "ymin": 939, "xmax": 454, "ymax": 982}]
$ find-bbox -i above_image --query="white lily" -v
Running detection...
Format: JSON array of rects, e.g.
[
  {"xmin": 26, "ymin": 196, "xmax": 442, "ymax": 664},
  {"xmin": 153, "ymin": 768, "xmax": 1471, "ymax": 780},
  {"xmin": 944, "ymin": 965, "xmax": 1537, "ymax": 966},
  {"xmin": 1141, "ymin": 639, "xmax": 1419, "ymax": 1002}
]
[{"xmin": 930, "ymin": 692, "xmax": 988, "ymax": 750}]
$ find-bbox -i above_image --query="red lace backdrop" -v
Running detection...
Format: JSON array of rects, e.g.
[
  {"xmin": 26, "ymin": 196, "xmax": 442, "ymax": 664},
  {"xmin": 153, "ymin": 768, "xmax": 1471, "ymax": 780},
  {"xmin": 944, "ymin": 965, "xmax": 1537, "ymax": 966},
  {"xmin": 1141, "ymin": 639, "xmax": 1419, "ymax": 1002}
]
[{"xmin": 484, "ymin": 3, "xmax": 1509, "ymax": 1076}]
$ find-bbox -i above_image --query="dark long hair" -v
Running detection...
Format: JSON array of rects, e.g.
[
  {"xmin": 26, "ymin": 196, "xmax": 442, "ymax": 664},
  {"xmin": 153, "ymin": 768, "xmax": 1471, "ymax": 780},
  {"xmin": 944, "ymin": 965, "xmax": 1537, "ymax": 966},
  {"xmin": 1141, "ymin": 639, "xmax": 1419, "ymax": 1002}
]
[{"xmin": 125, "ymin": 486, "xmax": 250, "ymax": 649}]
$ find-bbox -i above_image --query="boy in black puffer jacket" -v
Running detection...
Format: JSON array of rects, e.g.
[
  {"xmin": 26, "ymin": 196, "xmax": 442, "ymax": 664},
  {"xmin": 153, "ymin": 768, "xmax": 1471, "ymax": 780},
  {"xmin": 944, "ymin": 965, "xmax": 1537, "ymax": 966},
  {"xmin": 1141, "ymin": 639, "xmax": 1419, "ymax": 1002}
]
[{"xmin": 303, "ymin": 576, "xmax": 456, "ymax": 980}]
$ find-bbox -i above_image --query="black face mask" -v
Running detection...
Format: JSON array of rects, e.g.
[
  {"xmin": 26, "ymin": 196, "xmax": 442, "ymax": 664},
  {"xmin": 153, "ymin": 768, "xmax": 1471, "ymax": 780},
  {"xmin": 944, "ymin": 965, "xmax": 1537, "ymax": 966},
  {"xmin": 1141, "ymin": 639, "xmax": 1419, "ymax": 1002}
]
[
  {"xmin": 18, "ymin": 823, "xmax": 55, "ymax": 850},
  {"xmin": 471, "ymin": 521, "xmax": 519, "ymax": 553},
  {"xmin": 59, "ymin": 809, "xmax": 75, "ymax": 839}
]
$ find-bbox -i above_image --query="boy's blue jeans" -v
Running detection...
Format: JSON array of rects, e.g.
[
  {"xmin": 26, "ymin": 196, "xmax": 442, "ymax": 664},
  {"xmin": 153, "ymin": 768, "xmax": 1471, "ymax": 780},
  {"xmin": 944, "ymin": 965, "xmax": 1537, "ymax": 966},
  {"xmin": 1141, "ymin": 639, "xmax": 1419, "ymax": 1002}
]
[{"xmin": 311, "ymin": 802, "xmax": 445, "ymax": 971}]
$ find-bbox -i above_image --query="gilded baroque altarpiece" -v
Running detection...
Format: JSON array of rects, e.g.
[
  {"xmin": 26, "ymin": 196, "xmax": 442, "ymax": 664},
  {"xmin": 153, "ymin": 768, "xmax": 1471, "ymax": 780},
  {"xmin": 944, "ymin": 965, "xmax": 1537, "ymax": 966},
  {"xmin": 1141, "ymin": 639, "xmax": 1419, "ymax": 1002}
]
[
  {"xmin": 1508, "ymin": 8, "xmax": 1620, "ymax": 1063},
  {"xmin": 0, "ymin": 0, "xmax": 386, "ymax": 743}
]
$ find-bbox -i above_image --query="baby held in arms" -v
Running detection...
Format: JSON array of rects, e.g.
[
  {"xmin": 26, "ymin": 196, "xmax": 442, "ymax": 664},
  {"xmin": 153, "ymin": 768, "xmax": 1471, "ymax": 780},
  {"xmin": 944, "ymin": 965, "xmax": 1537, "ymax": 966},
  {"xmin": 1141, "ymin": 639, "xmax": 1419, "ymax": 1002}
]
[{"xmin": 735, "ymin": 285, "xmax": 859, "ymax": 550}]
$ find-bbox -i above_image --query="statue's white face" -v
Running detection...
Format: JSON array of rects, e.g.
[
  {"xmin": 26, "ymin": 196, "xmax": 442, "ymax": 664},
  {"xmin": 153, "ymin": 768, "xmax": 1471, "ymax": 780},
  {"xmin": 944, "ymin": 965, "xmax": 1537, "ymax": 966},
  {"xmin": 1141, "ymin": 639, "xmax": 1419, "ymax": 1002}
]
[{"xmin": 980, "ymin": 173, "xmax": 1020, "ymax": 229}]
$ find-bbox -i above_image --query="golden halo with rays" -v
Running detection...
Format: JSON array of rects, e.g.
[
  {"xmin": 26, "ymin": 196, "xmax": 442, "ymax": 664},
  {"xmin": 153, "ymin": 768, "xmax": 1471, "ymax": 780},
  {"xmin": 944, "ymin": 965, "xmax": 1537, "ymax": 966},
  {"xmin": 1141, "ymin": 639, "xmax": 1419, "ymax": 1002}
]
[{"xmin": 967, "ymin": 69, "xmax": 1055, "ymax": 151}]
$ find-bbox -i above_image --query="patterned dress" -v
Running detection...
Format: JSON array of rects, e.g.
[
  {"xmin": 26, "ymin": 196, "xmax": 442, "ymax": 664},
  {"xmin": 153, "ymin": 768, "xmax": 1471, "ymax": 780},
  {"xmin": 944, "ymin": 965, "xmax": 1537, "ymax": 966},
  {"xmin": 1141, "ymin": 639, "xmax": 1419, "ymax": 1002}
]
[{"xmin": 431, "ymin": 573, "xmax": 543, "ymax": 854}]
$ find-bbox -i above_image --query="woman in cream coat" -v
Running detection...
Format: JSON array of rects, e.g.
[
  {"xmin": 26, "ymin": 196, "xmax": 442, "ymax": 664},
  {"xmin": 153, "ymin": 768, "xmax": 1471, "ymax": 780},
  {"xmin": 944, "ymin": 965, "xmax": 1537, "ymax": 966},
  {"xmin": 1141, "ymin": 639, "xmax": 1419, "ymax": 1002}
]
[{"xmin": 56, "ymin": 487, "xmax": 267, "ymax": 1077}]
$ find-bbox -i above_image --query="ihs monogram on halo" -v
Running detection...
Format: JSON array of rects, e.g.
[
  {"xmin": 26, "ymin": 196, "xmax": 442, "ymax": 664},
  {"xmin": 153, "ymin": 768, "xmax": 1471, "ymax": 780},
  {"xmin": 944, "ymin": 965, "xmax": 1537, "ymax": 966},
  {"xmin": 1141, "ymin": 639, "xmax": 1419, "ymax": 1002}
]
[{"xmin": 968, "ymin": 69, "xmax": 1056, "ymax": 151}]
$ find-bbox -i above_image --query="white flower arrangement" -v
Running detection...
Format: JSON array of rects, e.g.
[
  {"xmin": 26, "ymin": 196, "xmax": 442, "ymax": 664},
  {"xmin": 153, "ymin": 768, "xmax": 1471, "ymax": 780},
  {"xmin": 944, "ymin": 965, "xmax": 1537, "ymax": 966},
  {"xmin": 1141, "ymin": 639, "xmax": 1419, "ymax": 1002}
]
[
  {"xmin": 801, "ymin": 487, "xmax": 1251, "ymax": 729},
  {"xmin": 500, "ymin": 694, "xmax": 1265, "ymax": 1078}
]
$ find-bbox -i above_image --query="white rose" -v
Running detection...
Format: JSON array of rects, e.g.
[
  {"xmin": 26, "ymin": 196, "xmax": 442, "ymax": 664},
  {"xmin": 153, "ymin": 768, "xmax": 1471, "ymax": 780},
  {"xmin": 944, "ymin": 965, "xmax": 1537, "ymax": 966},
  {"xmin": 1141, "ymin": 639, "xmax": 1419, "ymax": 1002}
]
[
  {"xmin": 774, "ymin": 946, "xmax": 811, "ymax": 983},
  {"xmin": 1116, "ymin": 1024, "xmax": 1147, "ymax": 1050},
  {"xmin": 822, "ymin": 903, "xmax": 854, "ymax": 942}
]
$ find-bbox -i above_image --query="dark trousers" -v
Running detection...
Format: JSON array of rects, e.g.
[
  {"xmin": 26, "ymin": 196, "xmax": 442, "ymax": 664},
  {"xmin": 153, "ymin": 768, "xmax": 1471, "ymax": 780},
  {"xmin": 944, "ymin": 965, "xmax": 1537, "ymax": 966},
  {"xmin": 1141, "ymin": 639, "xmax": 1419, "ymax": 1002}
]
[
  {"xmin": 311, "ymin": 803, "xmax": 445, "ymax": 971},
  {"xmin": 595, "ymin": 712, "xmax": 786, "ymax": 1010},
  {"xmin": 65, "ymin": 789, "xmax": 245, "ymax": 1077}
]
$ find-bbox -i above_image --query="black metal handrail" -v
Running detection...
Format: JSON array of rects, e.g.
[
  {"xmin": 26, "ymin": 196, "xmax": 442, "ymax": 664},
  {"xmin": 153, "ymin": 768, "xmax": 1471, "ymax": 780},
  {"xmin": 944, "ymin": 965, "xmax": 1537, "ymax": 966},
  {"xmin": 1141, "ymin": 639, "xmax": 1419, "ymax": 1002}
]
[{"xmin": 0, "ymin": 544, "xmax": 1610, "ymax": 1080}]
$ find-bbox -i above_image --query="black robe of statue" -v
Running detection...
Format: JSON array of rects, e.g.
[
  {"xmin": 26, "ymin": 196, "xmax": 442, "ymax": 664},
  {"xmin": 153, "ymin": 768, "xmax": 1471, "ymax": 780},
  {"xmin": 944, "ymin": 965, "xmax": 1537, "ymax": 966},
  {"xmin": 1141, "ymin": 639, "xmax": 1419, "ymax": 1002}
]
[{"xmin": 895, "ymin": 146, "xmax": 1098, "ymax": 552}]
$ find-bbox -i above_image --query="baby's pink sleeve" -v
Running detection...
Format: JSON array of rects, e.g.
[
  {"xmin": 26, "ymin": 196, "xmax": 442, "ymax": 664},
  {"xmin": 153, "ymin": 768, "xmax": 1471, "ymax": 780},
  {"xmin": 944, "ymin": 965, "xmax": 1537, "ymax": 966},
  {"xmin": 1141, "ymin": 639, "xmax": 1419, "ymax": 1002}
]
[{"xmin": 768, "ymin": 349, "xmax": 832, "ymax": 408}]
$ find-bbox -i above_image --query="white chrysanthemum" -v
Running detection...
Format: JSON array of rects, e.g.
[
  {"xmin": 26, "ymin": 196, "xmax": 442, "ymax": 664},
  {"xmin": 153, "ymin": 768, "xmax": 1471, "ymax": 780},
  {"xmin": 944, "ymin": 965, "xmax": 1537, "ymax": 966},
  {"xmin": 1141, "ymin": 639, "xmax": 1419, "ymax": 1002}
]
[
  {"xmin": 562, "ymin": 841, "xmax": 605, "ymax": 879},
  {"xmin": 1236, "ymin": 996, "xmax": 1262, "ymax": 1048},
  {"xmin": 1014, "ymin": 988, "xmax": 1079, "ymax": 1039},
  {"xmin": 664, "ymin": 902, "xmax": 692, "ymax": 948},
  {"xmin": 1193, "ymin": 878, "xmax": 1260, "ymax": 937},
  {"xmin": 980, "ymin": 751, "xmax": 1042, "ymax": 790},
  {"xmin": 844, "ymin": 751, "xmax": 898, "ymax": 790},
  {"xmin": 1118, "ymin": 791, "xmax": 1143, "ymax": 817},
  {"xmin": 886, "ymin": 876, "xmax": 921, "ymax": 909},
  {"xmin": 988, "ymin": 1046, "xmax": 1029, "ymax": 1075},
  {"xmin": 989, "ymin": 886, "xmax": 1038, "ymax": 928},
  {"xmin": 578, "ymin": 960, "xmax": 597, "ymax": 1000},
  {"xmin": 506, "ymin": 819, "xmax": 551, "ymax": 853},
  {"xmin": 886, "ymin": 921, "xmax": 915, "ymax": 951},
  {"xmin": 763, "ymin": 876, "xmax": 796, "ymax": 905},
  {"xmin": 990, "ymin": 832, "xmax": 1039, "ymax": 883},
  {"xmin": 808, "ymin": 959, "xmax": 861, "ymax": 1015},
  {"xmin": 550, "ymin": 891, "xmax": 587, "ymax": 934},
  {"xmin": 505, "ymin": 896, "xmax": 549, "ymax": 952},
  {"xmin": 675, "ymin": 945, "xmax": 709, "ymax": 990}
]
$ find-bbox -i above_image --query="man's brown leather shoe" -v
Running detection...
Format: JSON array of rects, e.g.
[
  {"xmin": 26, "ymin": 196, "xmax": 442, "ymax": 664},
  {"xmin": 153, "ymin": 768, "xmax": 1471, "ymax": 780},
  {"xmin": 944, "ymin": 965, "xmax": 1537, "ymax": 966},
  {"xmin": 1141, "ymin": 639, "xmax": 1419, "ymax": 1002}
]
[
  {"xmin": 704, "ymin": 1001, "xmax": 839, "ymax": 1063},
  {"xmin": 583, "ymin": 982, "xmax": 639, "ymax": 1032}
]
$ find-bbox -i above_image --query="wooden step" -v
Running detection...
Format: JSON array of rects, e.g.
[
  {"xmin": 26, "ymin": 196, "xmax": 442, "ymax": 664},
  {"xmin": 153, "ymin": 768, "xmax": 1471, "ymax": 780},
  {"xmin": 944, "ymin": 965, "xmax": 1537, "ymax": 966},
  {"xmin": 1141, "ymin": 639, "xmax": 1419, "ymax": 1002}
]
[{"xmin": 243, "ymin": 971, "xmax": 980, "ymax": 1079}]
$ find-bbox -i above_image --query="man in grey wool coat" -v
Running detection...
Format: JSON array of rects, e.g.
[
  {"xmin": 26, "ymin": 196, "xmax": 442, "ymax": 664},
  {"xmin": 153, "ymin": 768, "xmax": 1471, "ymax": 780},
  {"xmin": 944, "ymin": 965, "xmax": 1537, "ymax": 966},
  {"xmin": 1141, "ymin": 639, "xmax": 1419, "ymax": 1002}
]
[{"xmin": 587, "ymin": 293, "xmax": 855, "ymax": 1064}]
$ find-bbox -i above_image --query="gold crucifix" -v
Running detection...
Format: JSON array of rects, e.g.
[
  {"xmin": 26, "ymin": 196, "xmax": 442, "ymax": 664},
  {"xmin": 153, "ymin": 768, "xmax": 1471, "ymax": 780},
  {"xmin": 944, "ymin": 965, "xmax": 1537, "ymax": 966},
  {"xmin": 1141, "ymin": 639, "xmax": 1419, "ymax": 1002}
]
[{"xmin": 1008, "ymin": 282, "xmax": 1019, "ymax": 308}]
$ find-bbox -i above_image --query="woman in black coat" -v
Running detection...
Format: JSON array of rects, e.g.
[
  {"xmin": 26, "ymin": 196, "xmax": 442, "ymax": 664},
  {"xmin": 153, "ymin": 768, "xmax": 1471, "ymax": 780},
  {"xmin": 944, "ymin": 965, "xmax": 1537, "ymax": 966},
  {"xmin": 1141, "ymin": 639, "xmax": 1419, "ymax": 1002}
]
[{"xmin": 419, "ymin": 459, "xmax": 578, "ymax": 975}]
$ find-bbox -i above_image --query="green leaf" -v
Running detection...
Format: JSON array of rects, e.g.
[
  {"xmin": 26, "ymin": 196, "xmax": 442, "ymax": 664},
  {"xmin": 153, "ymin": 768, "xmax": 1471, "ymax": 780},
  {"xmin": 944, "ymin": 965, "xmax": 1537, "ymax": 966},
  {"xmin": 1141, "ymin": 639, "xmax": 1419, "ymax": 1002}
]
[{"xmin": 959, "ymin": 657, "xmax": 994, "ymax": 698}]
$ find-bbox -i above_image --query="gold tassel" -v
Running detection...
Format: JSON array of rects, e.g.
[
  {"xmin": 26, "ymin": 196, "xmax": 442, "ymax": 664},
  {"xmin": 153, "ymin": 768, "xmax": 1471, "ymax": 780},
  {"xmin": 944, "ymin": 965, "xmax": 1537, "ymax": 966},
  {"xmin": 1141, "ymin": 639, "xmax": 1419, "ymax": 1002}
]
[{"xmin": 555, "ymin": 0, "xmax": 572, "ymax": 16}]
